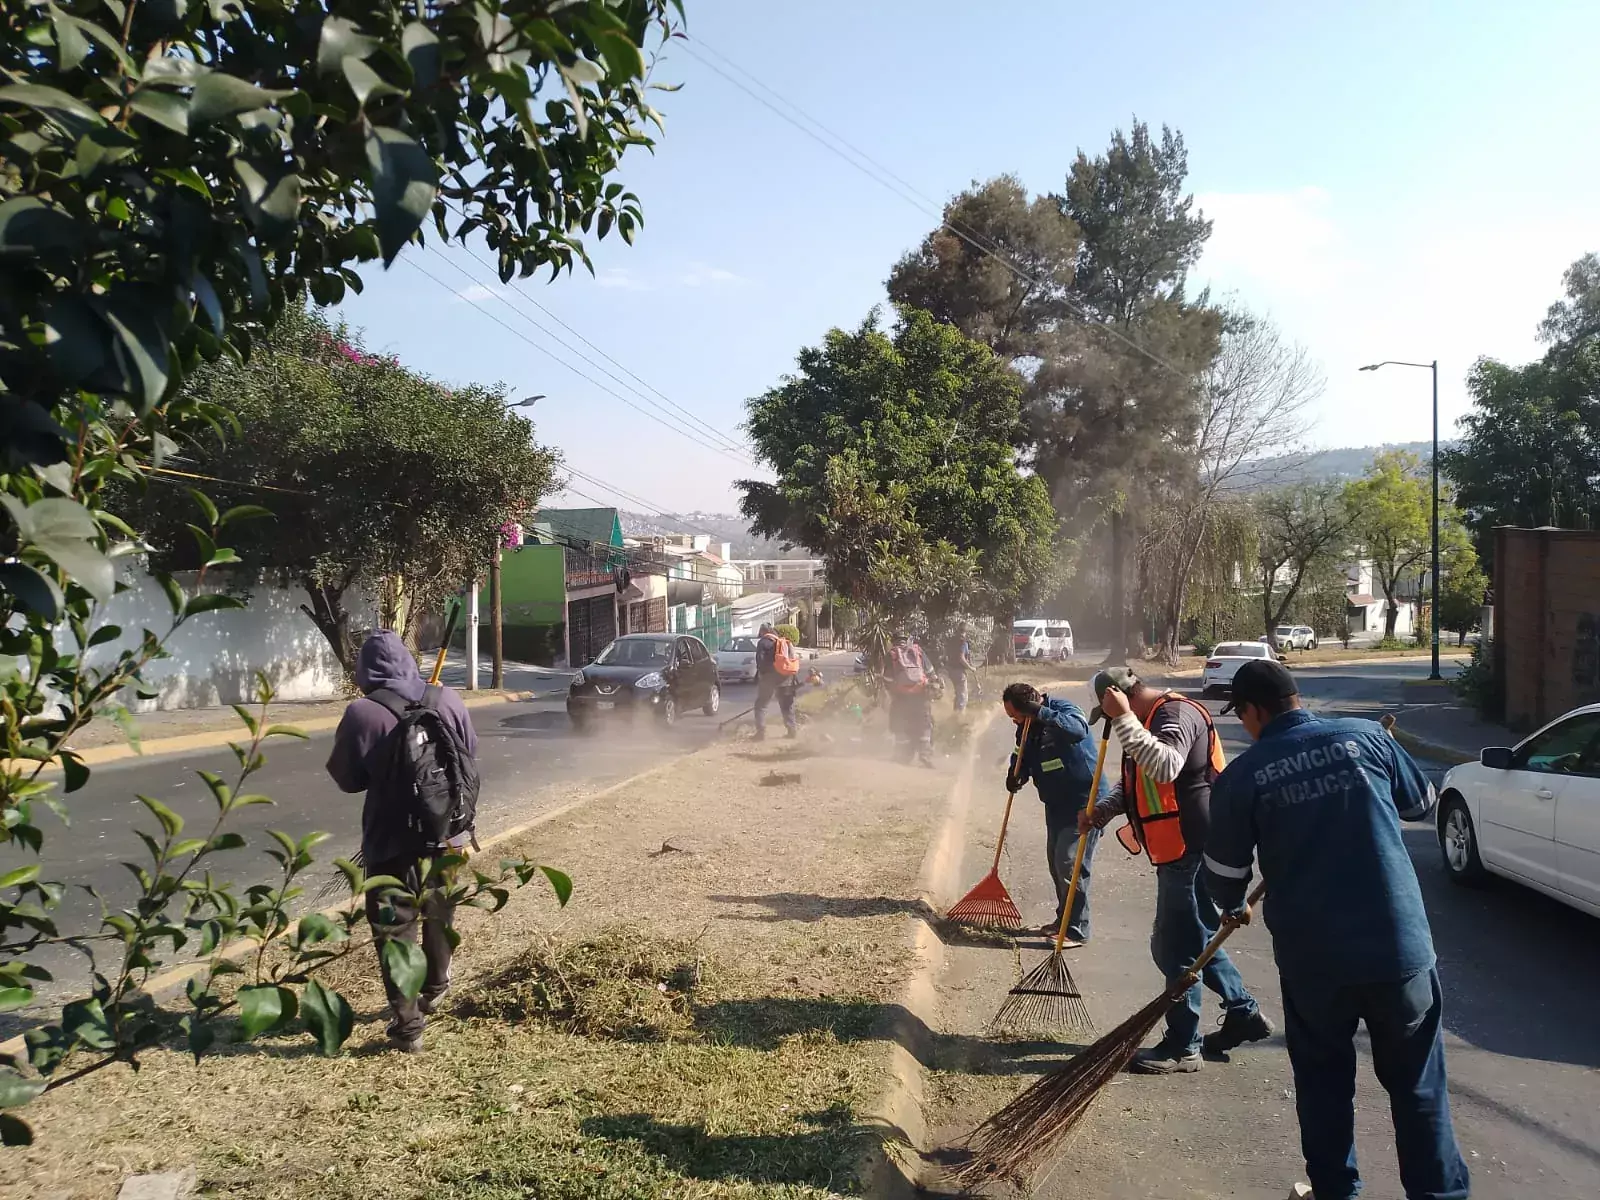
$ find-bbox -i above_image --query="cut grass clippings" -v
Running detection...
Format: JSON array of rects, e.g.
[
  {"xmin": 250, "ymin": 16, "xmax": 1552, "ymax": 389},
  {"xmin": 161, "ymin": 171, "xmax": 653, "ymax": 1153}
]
[{"xmin": 5, "ymin": 728, "xmax": 942, "ymax": 1200}]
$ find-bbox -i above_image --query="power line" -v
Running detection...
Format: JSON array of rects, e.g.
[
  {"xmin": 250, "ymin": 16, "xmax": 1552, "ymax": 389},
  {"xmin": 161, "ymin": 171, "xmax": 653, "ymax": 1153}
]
[
  {"xmin": 402, "ymin": 253, "xmax": 754, "ymax": 464},
  {"xmin": 435, "ymin": 197, "xmax": 751, "ymax": 457},
  {"xmin": 681, "ymin": 38, "xmax": 1191, "ymax": 382}
]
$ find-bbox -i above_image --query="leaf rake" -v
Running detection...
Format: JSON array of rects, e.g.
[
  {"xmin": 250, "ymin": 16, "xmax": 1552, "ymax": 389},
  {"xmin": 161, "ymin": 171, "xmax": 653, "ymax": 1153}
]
[
  {"xmin": 990, "ymin": 717, "xmax": 1112, "ymax": 1039},
  {"xmin": 945, "ymin": 718, "xmax": 1031, "ymax": 930}
]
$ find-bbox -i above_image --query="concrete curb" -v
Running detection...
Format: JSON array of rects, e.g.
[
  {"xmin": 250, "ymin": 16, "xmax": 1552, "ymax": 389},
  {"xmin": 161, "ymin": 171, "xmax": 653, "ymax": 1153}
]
[
  {"xmin": 25, "ymin": 691, "xmax": 538, "ymax": 773},
  {"xmin": 860, "ymin": 704, "xmax": 1001, "ymax": 1197},
  {"xmin": 1391, "ymin": 727, "xmax": 1477, "ymax": 767}
]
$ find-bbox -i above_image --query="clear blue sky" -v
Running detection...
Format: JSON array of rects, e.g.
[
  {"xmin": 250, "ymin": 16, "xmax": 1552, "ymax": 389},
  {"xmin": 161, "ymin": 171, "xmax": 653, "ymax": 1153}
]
[{"xmin": 338, "ymin": 0, "xmax": 1600, "ymax": 514}]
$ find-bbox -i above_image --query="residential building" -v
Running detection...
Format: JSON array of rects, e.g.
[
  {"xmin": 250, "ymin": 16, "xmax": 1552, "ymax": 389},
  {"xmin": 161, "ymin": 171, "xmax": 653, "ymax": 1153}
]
[{"xmin": 732, "ymin": 559, "xmax": 827, "ymax": 591}]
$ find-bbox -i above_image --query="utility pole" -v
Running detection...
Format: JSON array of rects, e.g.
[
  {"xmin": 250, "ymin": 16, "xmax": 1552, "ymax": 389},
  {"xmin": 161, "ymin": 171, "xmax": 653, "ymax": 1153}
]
[
  {"xmin": 489, "ymin": 540, "xmax": 504, "ymax": 690},
  {"xmin": 465, "ymin": 580, "xmax": 480, "ymax": 690},
  {"xmin": 1429, "ymin": 359, "xmax": 1441, "ymax": 681},
  {"xmin": 1359, "ymin": 358, "xmax": 1443, "ymax": 679}
]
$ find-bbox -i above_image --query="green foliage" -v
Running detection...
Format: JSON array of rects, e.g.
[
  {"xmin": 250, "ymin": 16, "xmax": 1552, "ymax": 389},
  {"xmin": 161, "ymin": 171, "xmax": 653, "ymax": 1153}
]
[
  {"xmin": 1344, "ymin": 450, "xmax": 1470, "ymax": 641},
  {"xmin": 121, "ymin": 306, "xmax": 560, "ymax": 667},
  {"xmin": 1438, "ymin": 542, "xmax": 1488, "ymax": 644},
  {"xmin": 739, "ymin": 309, "xmax": 1055, "ymax": 627},
  {"xmin": 886, "ymin": 174, "xmax": 1080, "ymax": 363},
  {"xmin": 2, "ymin": 0, "xmax": 675, "ymax": 1138},
  {"xmin": 1255, "ymin": 482, "xmax": 1353, "ymax": 633},
  {"xmin": 1452, "ymin": 638, "xmax": 1502, "ymax": 720},
  {"xmin": 2, "ymin": 0, "xmax": 680, "ymax": 467},
  {"xmin": 1443, "ymin": 255, "xmax": 1600, "ymax": 562},
  {"xmin": 773, "ymin": 623, "xmax": 802, "ymax": 647}
]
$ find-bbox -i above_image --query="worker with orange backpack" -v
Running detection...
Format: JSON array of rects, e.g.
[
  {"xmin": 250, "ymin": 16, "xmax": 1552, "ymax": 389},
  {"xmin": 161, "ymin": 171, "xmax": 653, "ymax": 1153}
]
[
  {"xmin": 1078, "ymin": 666, "xmax": 1271, "ymax": 1073},
  {"xmin": 754, "ymin": 622, "xmax": 801, "ymax": 740}
]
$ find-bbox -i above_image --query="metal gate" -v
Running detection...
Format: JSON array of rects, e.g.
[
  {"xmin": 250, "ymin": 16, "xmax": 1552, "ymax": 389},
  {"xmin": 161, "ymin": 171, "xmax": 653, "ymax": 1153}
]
[{"xmin": 567, "ymin": 595, "xmax": 616, "ymax": 663}]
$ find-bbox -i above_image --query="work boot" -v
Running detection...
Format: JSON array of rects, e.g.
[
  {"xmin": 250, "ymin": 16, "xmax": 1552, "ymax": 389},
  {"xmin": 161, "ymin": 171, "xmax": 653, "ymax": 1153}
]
[
  {"xmin": 386, "ymin": 1021, "xmax": 423, "ymax": 1054},
  {"xmin": 784, "ymin": 727, "xmax": 798, "ymax": 740},
  {"xmin": 1203, "ymin": 1008, "xmax": 1275, "ymax": 1056},
  {"xmin": 1126, "ymin": 1045, "xmax": 1202, "ymax": 1074}
]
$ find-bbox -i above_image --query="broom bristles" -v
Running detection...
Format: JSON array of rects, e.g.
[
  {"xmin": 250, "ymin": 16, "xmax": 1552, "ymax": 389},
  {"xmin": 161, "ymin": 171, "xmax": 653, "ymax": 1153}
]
[
  {"xmin": 956, "ymin": 984, "xmax": 1183, "ymax": 1189},
  {"xmin": 991, "ymin": 951, "xmax": 1094, "ymax": 1038}
]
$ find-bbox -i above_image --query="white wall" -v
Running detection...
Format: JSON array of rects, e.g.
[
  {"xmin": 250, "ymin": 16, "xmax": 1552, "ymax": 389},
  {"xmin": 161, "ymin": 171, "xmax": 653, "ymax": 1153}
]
[{"xmin": 80, "ymin": 566, "xmax": 376, "ymax": 711}]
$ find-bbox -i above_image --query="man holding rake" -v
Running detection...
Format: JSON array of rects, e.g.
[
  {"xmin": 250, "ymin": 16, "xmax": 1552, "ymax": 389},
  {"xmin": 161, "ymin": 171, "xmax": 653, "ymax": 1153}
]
[
  {"xmin": 1080, "ymin": 666, "xmax": 1271, "ymax": 1073},
  {"xmin": 1002, "ymin": 683, "xmax": 1109, "ymax": 944}
]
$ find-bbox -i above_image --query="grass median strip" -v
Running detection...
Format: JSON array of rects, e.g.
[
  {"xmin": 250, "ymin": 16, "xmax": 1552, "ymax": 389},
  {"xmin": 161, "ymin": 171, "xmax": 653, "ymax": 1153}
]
[{"xmin": 5, "ymin": 727, "xmax": 945, "ymax": 1199}]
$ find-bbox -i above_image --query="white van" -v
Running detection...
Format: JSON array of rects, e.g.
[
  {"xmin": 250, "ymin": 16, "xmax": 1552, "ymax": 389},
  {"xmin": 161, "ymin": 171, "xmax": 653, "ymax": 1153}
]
[{"xmin": 1013, "ymin": 618, "xmax": 1075, "ymax": 660}]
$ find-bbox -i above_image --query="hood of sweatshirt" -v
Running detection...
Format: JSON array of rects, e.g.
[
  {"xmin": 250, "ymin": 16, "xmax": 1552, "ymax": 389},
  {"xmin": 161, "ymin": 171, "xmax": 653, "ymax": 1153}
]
[{"xmin": 354, "ymin": 630, "xmax": 426, "ymax": 703}]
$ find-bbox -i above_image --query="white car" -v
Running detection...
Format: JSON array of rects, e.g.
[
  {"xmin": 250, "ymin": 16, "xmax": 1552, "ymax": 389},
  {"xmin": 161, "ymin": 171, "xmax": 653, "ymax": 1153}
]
[
  {"xmin": 1273, "ymin": 624, "xmax": 1318, "ymax": 651},
  {"xmin": 715, "ymin": 636, "xmax": 759, "ymax": 683},
  {"xmin": 1201, "ymin": 640, "xmax": 1279, "ymax": 696},
  {"xmin": 1437, "ymin": 703, "xmax": 1600, "ymax": 917}
]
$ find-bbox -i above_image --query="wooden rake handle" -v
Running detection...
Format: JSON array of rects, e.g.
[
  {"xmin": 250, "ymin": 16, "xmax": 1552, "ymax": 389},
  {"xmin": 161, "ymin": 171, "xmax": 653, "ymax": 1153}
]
[
  {"xmin": 1185, "ymin": 880, "xmax": 1269, "ymax": 984},
  {"xmin": 990, "ymin": 717, "xmax": 1032, "ymax": 873},
  {"xmin": 1053, "ymin": 717, "xmax": 1112, "ymax": 953},
  {"xmin": 430, "ymin": 599, "xmax": 463, "ymax": 686}
]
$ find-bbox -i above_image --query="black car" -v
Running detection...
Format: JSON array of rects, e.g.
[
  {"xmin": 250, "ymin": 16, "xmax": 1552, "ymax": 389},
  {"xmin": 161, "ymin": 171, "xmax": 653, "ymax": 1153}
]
[{"xmin": 566, "ymin": 633, "xmax": 720, "ymax": 729}]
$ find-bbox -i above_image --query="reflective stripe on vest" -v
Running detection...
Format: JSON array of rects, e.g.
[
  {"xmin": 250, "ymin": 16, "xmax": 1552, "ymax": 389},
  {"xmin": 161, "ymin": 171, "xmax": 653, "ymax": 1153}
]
[{"xmin": 1120, "ymin": 693, "xmax": 1227, "ymax": 866}]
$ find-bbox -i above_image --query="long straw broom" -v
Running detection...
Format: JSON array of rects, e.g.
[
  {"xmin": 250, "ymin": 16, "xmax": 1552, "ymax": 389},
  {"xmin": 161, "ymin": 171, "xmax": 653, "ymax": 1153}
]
[
  {"xmin": 989, "ymin": 717, "xmax": 1112, "ymax": 1038},
  {"xmin": 956, "ymin": 880, "xmax": 1269, "ymax": 1190},
  {"xmin": 316, "ymin": 602, "xmax": 461, "ymax": 896},
  {"xmin": 944, "ymin": 718, "xmax": 1032, "ymax": 929}
]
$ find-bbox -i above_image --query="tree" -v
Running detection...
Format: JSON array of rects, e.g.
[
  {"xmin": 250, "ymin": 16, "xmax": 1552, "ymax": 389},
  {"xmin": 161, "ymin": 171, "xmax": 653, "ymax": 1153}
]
[
  {"xmin": 1443, "ymin": 254, "xmax": 1600, "ymax": 562},
  {"xmin": 886, "ymin": 175, "xmax": 1080, "ymax": 364},
  {"xmin": 1438, "ymin": 542, "xmax": 1488, "ymax": 646},
  {"xmin": 1255, "ymin": 482, "xmax": 1353, "ymax": 635},
  {"xmin": 1, "ymin": 2, "xmax": 673, "ymax": 1134},
  {"xmin": 125, "ymin": 307, "xmax": 559, "ymax": 669},
  {"xmin": 1031, "ymin": 121, "xmax": 1217, "ymax": 661},
  {"xmin": 2, "ymin": 0, "xmax": 680, "ymax": 471},
  {"xmin": 738, "ymin": 308, "xmax": 1056, "ymax": 635},
  {"xmin": 1145, "ymin": 306, "xmax": 1321, "ymax": 660},
  {"xmin": 1345, "ymin": 450, "xmax": 1433, "ymax": 640}
]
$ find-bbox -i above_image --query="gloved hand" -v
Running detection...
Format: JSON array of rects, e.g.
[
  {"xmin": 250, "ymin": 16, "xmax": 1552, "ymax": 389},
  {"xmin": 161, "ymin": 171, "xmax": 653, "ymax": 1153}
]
[{"xmin": 1006, "ymin": 770, "xmax": 1026, "ymax": 794}]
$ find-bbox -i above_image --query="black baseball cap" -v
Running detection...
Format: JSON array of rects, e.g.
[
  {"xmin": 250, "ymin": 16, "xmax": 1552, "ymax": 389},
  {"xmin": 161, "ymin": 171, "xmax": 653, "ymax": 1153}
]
[{"xmin": 1221, "ymin": 659, "xmax": 1298, "ymax": 715}]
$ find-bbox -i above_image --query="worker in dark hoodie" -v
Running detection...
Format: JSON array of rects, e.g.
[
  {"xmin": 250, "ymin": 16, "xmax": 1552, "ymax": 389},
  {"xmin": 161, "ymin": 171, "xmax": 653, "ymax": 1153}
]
[{"xmin": 326, "ymin": 629, "xmax": 479, "ymax": 1052}]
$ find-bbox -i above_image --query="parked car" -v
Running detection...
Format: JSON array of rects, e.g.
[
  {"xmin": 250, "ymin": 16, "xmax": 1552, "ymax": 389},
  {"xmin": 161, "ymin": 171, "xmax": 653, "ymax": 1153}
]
[
  {"xmin": 716, "ymin": 636, "xmax": 759, "ymax": 683},
  {"xmin": 1202, "ymin": 640, "xmax": 1281, "ymax": 697},
  {"xmin": 1273, "ymin": 624, "xmax": 1318, "ymax": 651},
  {"xmin": 1436, "ymin": 703, "xmax": 1600, "ymax": 916},
  {"xmin": 1013, "ymin": 618, "xmax": 1074, "ymax": 660},
  {"xmin": 567, "ymin": 633, "xmax": 720, "ymax": 729}
]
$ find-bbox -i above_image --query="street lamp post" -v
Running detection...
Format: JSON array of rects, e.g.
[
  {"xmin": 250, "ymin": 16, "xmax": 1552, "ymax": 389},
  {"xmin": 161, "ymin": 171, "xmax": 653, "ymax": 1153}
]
[{"xmin": 1359, "ymin": 359, "xmax": 1441, "ymax": 681}]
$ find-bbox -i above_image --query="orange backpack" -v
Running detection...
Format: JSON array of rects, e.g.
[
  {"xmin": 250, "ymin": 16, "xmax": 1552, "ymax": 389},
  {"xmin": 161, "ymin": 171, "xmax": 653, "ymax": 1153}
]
[{"xmin": 773, "ymin": 635, "xmax": 800, "ymax": 677}]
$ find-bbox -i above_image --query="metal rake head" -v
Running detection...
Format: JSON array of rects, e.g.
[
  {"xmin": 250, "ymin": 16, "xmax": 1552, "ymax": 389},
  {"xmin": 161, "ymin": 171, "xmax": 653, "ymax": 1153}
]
[{"xmin": 991, "ymin": 951, "xmax": 1095, "ymax": 1038}]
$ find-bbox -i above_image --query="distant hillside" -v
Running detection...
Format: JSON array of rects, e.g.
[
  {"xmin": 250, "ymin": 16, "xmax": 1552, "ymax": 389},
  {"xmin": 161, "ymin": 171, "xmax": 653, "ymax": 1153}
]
[
  {"xmin": 620, "ymin": 442, "xmax": 1456, "ymax": 550},
  {"xmin": 1233, "ymin": 440, "xmax": 1455, "ymax": 491},
  {"xmin": 619, "ymin": 511, "xmax": 812, "ymax": 559}
]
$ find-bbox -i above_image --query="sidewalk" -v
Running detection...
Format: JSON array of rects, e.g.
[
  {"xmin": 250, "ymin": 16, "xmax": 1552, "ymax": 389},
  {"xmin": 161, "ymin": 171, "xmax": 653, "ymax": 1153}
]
[{"xmin": 1386, "ymin": 679, "xmax": 1518, "ymax": 765}]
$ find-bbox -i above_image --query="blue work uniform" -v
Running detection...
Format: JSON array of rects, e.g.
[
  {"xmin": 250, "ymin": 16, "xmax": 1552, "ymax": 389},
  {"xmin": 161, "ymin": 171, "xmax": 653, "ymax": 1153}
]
[
  {"xmin": 1205, "ymin": 709, "xmax": 1469, "ymax": 1200},
  {"xmin": 1011, "ymin": 697, "xmax": 1109, "ymax": 939}
]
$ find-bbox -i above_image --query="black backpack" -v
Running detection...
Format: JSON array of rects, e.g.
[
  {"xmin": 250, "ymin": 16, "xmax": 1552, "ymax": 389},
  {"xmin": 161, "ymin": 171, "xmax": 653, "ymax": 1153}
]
[{"xmin": 369, "ymin": 686, "xmax": 480, "ymax": 855}]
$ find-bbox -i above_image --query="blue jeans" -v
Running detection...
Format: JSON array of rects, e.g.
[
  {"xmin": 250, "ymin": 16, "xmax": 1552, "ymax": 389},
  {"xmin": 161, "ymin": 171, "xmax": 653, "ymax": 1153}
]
[
  {"xmin": 1281, "ymin": 967, "xmax": 1469, "ymax": 1200},
  {"xmin": 754, "ymin": 677, "xmax": 796, "ymax": 735},
  {"xmin": 1044, "ymin": 806, "xmax": 1098, "ymax": 941},
  {"xmin": 1151, "ymin": 851, "xmax": 1259, "ymax": 1054},
  {"xmin": 951, "ymin": 669, "xmax": 969, "ymax": 711}
]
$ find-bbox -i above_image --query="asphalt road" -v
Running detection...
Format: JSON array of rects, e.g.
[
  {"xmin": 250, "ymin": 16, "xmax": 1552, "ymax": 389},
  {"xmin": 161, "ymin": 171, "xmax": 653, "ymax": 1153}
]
[
  {"xmin": 932, "ymin": 659, "xmax": 1600, "ymax": 1198},
  {"xmin": 7, "ymin": 650, "xmax": 857, "ymax": 1019}
]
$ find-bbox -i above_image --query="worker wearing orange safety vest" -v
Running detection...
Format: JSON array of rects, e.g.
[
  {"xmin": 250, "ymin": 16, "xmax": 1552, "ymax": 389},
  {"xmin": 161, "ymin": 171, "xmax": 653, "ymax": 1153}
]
[{"xmin": 1078, "ymin": 666, "xmax": 1271, "ymax": 1073}]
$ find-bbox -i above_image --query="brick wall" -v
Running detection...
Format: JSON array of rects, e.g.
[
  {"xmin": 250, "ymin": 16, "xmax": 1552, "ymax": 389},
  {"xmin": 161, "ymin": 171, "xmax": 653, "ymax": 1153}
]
[{"xmin": 1495, "ymin": 526, "xmax": 1600, "ymax": 729}]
